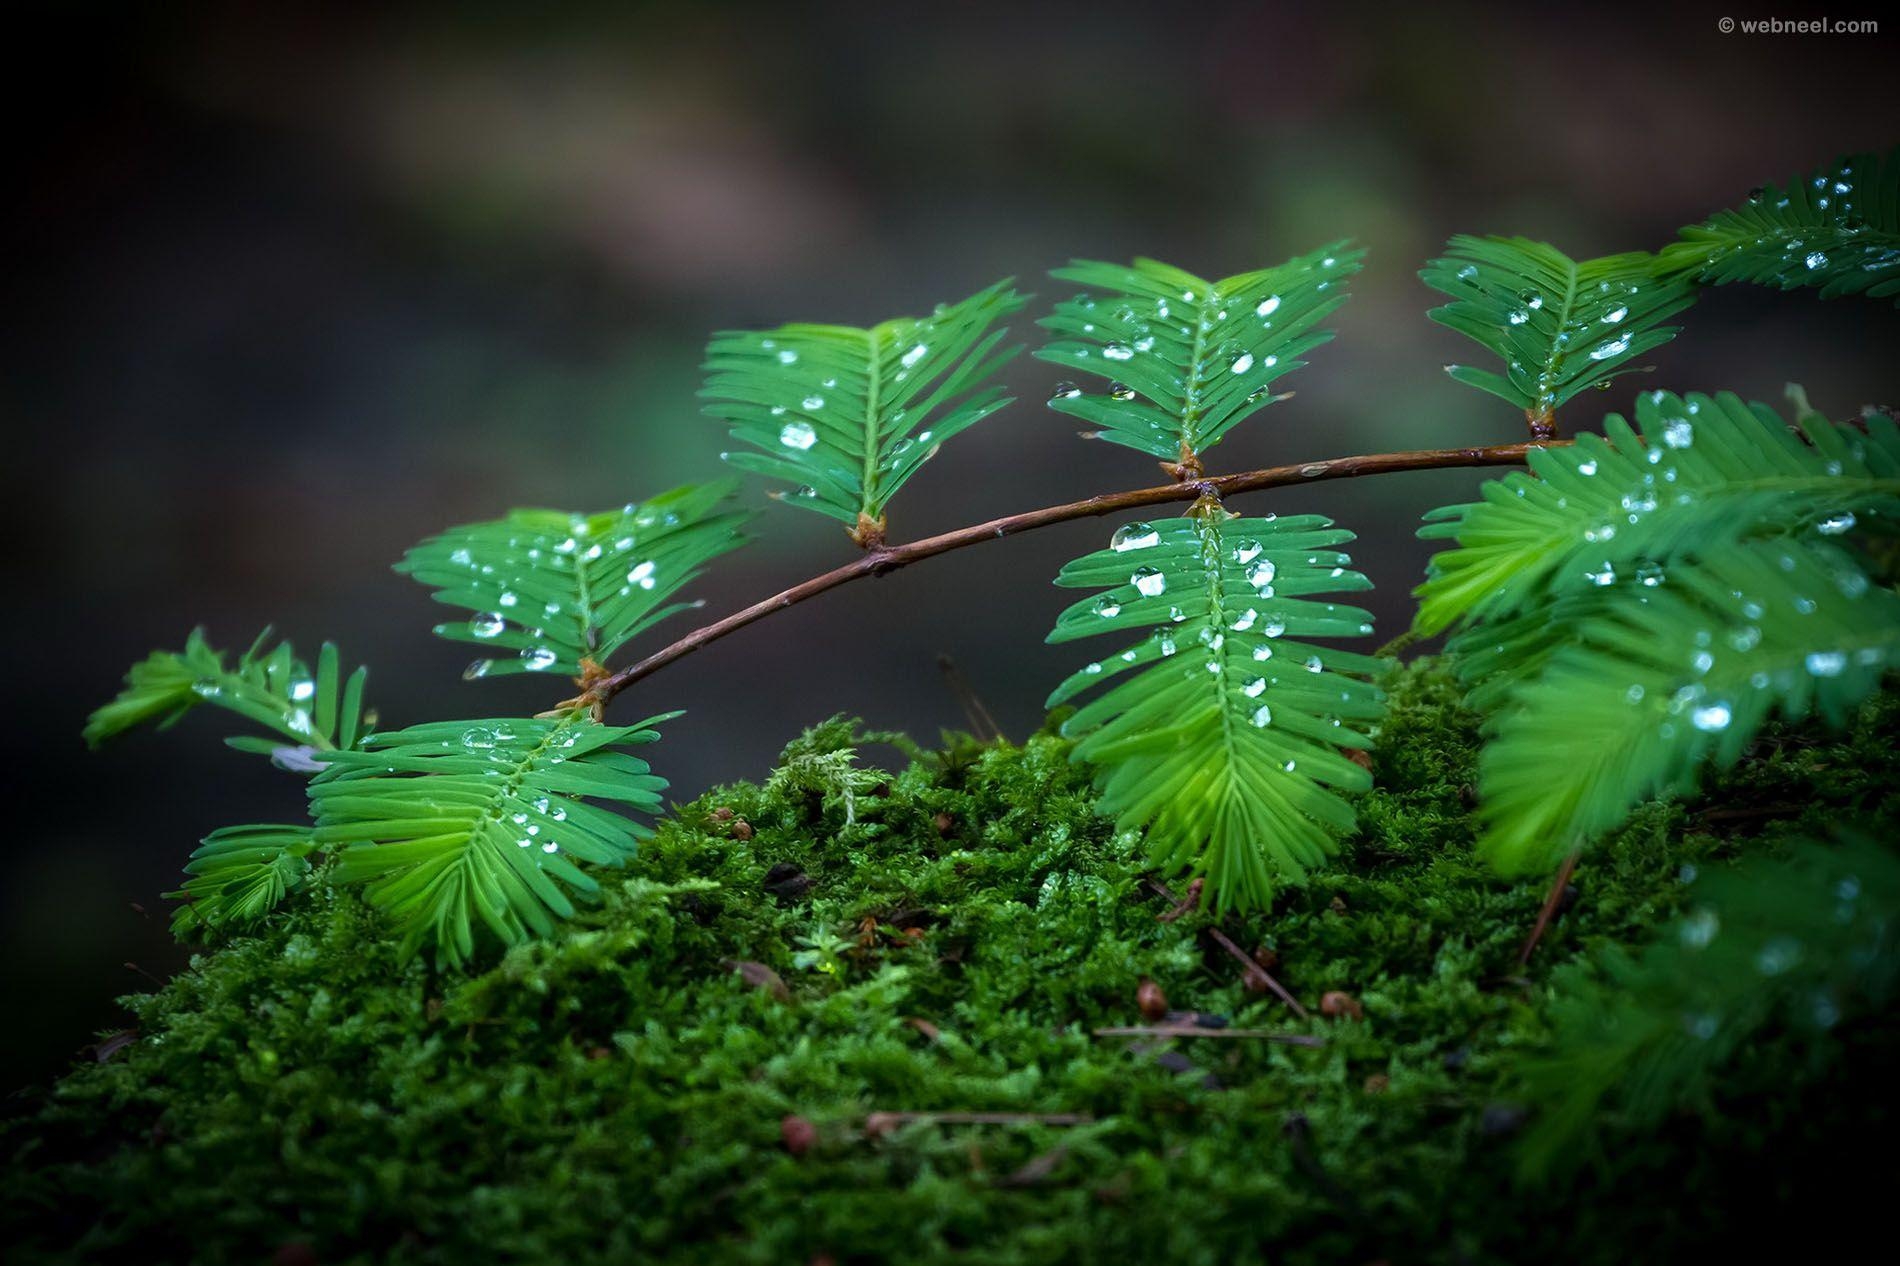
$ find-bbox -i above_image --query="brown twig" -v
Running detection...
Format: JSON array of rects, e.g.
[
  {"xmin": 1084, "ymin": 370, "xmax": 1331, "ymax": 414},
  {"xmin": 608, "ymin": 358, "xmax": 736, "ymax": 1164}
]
[
  {"xmin": 578, "ymin": 442, "xmax": 1553, "ymax": 710},
  {"xmin": 1143, "ymin": 877, "xmax": 1311, "ymax": 1019},
  {"xmin": 1517, "ymin": 850, "xmax": 1581, "ymax": 967},
  {"xmin": 937, "ymin": 654, "xmax": 1005, "ymax": 743},
  {"xmin": 1205, "ymin": 925, "xmax": 1310, "ymax": 1020},
  {"xmin": 1153, "ymin": 877, "xmax": 1204, "ymax": 922},
  {"xmin": 1093, "ymin": 1026, "xmax": 1325, "ymax": 1045}
]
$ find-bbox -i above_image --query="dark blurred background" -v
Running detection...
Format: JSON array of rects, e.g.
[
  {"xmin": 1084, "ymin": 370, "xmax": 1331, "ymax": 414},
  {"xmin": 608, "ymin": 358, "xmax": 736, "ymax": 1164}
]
[{"xmin": 3, "ymin": 1, "xmax": 1895, "ymax": 1091}]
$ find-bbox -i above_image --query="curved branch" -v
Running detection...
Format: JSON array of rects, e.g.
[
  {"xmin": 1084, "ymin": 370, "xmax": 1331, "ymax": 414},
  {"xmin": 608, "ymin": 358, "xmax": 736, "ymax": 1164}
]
[{"xmin": 583, "ymin": 442, "xmax": 1556, "ymax": 708}]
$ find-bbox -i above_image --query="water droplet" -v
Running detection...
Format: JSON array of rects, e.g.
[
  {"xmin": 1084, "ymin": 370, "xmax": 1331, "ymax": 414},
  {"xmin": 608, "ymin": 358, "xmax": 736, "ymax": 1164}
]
[
  {"xmin": 1755, "ymin": 936, "xmax": 1803, "ymax": 976},
  {"xmin": 1603, "ymin": 306, "xmax": 1628, "ymax": 324},
  {"xmin": 1661, "ymin": 420, "xmax": 1695, "ymax": 449},
  {"xmin": 1111, "ymin": 523, "xmax": 1160, "ymax": 552},
  {"xmin": 801, "ymin": 394, "xmax": 825, "ymax": 411},
  {"xmin": 1589, "ymin": 333, "xmax": 1632, "ymax": 361},
  {"xmin": 1092, "ymin": 595, "xmax": 1122, "ymax": 619},
  {"xmin": 1242, "ymin": 677, "xmax": 1267, "ymax": 698},
  {"xmin": 1251, "ymin": 704, "xmax": 1272, "ymax": 727},
  {"xmin": 471, "ymin": 613, "xmax": 505, "ymax": 638},
  {"xmin": 1691, "ymin": 703, "xmax": 1732, "ymax": 732},
  {"xmin": 1679, "ymin": 908, "xmax": 1720, "ymax": 949},
  {"xmin": 1805, "ymin": 650, "xmax": 1847, "ymax": 677},
  {"xmin": 1246, "ymin": 560, "xmax": 1277, "ymax": 589},
  {"xmin": 901, "ymin": 343, "xmax": 927, "ymax": 369},
  {"xmin": 779, "ymin": 421, "xmax": 818, "ymax": 450},
  {"xmin": 1103, "ymin": 343, "xmax": 1134, "ymax": 362},
  {"xmin": 1255, "ymin": 295, "xmax": 1281, "ymax": 318},
  {"xmin": 1804, "ymin": 251, "xmax": 1828, "ymax": 270},
  {"xmin": 776, "ymin": 348, "xmax": 799, "ymax": 365},
  {"xmin": 627, "ymin": 560, "xmax": 657, "ymax": 590},
  {"xmin": 462, "ymin": 727, "xmax": 498, "ymax": 750},
  {"xmin": 1817, "ymin": 512, "xmax": 1856, "ymax": 535},
  {"xmin": 1108, "ymin": 381, "xmax": 1136, "ymax": 400},
  {"xmin": 521, "ymin": 646, "xmax": 558, "ymax": 672},
  {"xmin": 1051, "ymin": 381, "xmax": 1082, "ymax": 400},
  {"xmin": 1577, "ymin": 459, "xmax": 1598, "ymax": 476},
  {"xmin": 1304, "ymin": 655, "xmax": 1323, "ymax": 674},
  {"xmin": 1131, "ymin": 566, "xmax": 1167, "ymax": 597},
  {"xmin": 463, "ymin": 659, "xmax": 493, "ymax": 681},
  {"xmin": 1233, "ymin": 539, "xmax": 1263, "ymax": 565},
  {"xmin": 1230, "ymin": 352, "xmax": 1255, "ymax": 374}
]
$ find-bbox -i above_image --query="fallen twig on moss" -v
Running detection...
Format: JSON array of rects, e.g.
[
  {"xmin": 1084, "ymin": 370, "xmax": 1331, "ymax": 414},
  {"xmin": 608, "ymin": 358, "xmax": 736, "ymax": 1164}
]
[{"xmin": 1094, "ymin": 1026, "xmax": 1324, "ymax": 1045}]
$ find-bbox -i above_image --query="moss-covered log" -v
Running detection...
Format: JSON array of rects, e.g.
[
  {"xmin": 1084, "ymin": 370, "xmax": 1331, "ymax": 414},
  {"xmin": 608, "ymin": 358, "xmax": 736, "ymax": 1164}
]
[{"xmin": 6, "ymin": 661, "xmax": 1897, "ymax": 1264}]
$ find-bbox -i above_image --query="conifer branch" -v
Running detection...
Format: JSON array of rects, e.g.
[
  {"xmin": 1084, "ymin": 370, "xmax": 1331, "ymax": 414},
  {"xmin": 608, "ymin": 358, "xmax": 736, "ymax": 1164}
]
[{"xmin": 578, "ymin": 442, "xmax": 1553, "ymax": 709}]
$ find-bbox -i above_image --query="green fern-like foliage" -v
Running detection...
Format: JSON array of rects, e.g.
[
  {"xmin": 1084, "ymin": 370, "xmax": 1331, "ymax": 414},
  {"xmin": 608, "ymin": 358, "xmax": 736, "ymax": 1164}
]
[
  {"xmin": 1047, "ymin": 501, "xmax": 1382, "ymax": 910},
  {"xmin": 702, "ymin": 279, "xmax": 1026, "ymax": 538},
  {"xmin": 1416, "ymin": 391, "xmax": 1900, "ymax": 637},
  {"xmin": 312, "ymin": 712, "xmax": 674, "ymax": 964},
  {"xmin": 168, "ymin": 824, "xmax": 317, "ymax": 937},
  {"xmin": 85, "ymin": 628, "xmax": 370, "ymax": 763},
  {"xmin": 1478, "ymin": 542, "xmax": 1899, "ymax": 869},
  {"xmin": 1660, "ymin": 148, "xmax": 1900, "ymax": 303},
  {"xmin": 399, "ymin": 481, "xmax": 749, "ymax": 681},
  {"xmin": 1036, "ymin": 245, "xmax": 1360, "ymax": 468},
  {"xmin": 1518, "ymin": 834, "xmax": 1900, "ymax": 1180},
  {"xmin": 1419, "ymin": 390, "xmax": 1900, "ymax": 872},
  {"xmin": 1422, "ymin": 239, "xmax": 1695, "ymax": 423}
]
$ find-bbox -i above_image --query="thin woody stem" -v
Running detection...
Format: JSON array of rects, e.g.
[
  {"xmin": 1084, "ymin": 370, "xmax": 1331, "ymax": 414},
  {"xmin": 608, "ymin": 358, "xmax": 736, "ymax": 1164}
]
[{"xmin": 578, "ymin": 440, "xmax": 1558, "ymax": 711}]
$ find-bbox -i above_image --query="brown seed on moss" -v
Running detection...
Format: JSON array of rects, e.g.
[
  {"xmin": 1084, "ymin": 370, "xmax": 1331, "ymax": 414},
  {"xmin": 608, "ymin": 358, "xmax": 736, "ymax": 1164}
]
[
  {"xmin": 710, "ymin": 806, "xmax": 735, "ymax": 822},
  {"xmin": 1363, "ymin": 1073, "xmax": 1390, "ymax": 1094},
  {"xmin": 730, "ymin": 819, "xmax": 754, "ymax": 841},
  {"xmin": 723, "ymin": 959, "xmax": 790, "ymax": 1002},
  {"xmin": 780, "ymin": 1114, "xmax": 816, "ymax": 1156},
  {"xmin": 933, "ymin": 812, "xmax": 955, "ymax": 837},
  {"xmin": 1137, "ymin": 978, "xmax": 1168, "ymax": 1020},
  {"xmin": 1253, "ymin": 946, "xmax": 1279, "ymax": 970},
  {"xmin": 1320, "ymin": 991, "xmax": 1364, "ymax": 1020}
]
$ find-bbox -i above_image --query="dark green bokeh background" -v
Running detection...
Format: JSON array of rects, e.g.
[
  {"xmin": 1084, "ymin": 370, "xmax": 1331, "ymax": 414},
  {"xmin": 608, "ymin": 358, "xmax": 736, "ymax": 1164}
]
[{"xmin": 3, "ymin": 1, "xmax": 1894, "ymax": 1091}]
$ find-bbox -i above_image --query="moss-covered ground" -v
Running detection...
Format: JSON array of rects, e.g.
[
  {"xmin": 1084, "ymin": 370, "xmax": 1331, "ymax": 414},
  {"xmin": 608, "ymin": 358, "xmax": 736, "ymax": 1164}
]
[{"xmin": 4, "ymin": 660, "xmax": 1897, "ymax": 1263}]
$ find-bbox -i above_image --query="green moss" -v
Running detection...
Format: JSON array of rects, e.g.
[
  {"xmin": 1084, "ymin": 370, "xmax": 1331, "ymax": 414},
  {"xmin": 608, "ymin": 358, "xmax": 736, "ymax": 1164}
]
[{"xmin": 6, "ymin": 659, "xmax": 1897, "ymax": 1264}]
